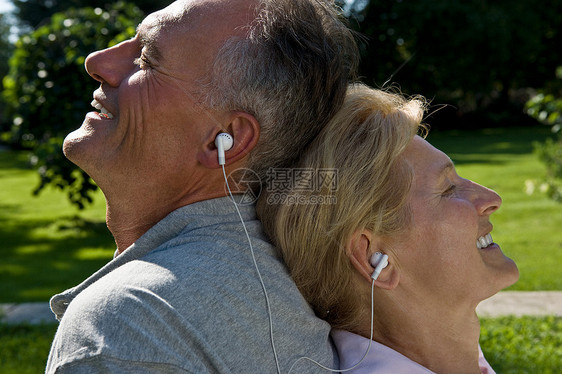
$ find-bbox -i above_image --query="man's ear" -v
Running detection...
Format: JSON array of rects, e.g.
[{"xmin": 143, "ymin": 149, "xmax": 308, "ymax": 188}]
[
  {"xmin": 346, "ymin": 230, "xmax": 399, "ymax": 290},
  {"xmin": 198, "ymin": 111, "xmax": 260, "ymax": 168}
]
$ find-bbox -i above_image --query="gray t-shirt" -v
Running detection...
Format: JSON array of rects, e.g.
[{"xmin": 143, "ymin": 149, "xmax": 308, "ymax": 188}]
[{"xmin": 46, "ymin": 197, "xmax": 337, "ymax": 373}]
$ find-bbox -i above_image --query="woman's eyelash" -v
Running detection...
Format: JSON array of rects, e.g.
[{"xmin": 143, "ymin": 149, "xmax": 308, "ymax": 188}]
[{"xmin": 443, "ymin": 185, "xmax": 456, "ymax": 196}]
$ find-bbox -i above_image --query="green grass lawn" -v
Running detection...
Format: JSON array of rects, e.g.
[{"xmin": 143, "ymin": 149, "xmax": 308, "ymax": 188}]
[
  {"xmin": 480, "ymin": 316, "xmax": 562, "ymax": 373},
  {"xmin": 0, "ymin": 125, "xmax": 560, "ymax": 303},
  {"xmin": 0, "ymin": 323, "xmax": 57, "ymax": 374},
  {"xmin": 0, "ymin": 316, "xmax": 560, "ymax": 373},
  {"xmin": 427, "ymin": 126, "xmax": 562, "ymax": 291},
  {"xmin": 0, "ymin": 151, "xmax": 114, "ymax": 303}
]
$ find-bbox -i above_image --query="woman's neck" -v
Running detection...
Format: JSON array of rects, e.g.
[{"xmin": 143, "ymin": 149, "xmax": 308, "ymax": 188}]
[{"xmin": 367, "ymin": 290, "xmax": 483, "ymax": 374}]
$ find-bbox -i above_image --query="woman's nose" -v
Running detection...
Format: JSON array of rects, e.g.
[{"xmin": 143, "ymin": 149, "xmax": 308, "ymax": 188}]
[
  {"xmin": 473, "ymin": 182, "xmax": 502, "ymax": 216},
  {"xmin": 85, "ymin": 37, "xmax": 140, "ymax": 87}
]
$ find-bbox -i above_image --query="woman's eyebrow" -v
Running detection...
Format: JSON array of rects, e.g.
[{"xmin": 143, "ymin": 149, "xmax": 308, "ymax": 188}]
[
  {"xmin": 439, "ymin": 160, "xmax": 455, "ymax": 174},
  {"xmin": 434, "ymin": 159, "xmax": 455, "ymax": 183}
]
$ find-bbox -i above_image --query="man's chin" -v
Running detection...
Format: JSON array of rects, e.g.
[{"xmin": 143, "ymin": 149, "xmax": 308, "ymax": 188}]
[
  {"xmin": 61, "ymin": 125, "xmax": 102, "ymax": 169},
  {"xmin": 62, "ymin": 129, "xmax": 85, "ymax": 159}
]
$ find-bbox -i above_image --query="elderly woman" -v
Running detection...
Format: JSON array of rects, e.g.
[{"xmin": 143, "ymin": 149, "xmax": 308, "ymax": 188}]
[{"xmin": 256, "ymin": 83, "xmax": 519, "ymax": 373}]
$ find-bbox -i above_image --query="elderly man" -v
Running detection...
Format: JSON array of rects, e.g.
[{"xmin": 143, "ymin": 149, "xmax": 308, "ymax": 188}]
[{"xmin": 46, "ymin": 0, "xmax": 358, "ymax": 372}]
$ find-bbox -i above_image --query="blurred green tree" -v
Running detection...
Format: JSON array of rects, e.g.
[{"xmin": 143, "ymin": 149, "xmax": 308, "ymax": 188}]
[
  {"xmin": 525, "ymin": 66, "xmax": 562, "ymax": 201},
  {"xmin": 0, "ymin": 13, "xmax": 15, "ymax": 131},
  {"xmin": 349, "ymin": 0, "xmax": 562, "ymax": 123},
  {"xmin": 13, "ymin": 0, "xmax": 171, "ymax": 28},
  {"xmin": 0, "ymin": 14, "xmax": 14, "ymax": 84},
  {"xmin": 2, "ymin": 2, "xmax": 143, "ymax": 208}
]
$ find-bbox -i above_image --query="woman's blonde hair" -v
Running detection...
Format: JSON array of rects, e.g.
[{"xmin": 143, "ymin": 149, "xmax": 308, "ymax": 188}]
[{"xmin": 256, "ymin": 83, "xmax": 426, "ymax": 331}]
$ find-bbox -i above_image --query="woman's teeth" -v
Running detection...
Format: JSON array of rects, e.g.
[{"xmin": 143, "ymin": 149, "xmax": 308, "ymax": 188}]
[
  {"xmin": 91, "ymin": 99, "xmax": 114, "ymax": 119},
  {"xmin": 476, "ymin": 233, "xmax": 494, "ymax": 249}
]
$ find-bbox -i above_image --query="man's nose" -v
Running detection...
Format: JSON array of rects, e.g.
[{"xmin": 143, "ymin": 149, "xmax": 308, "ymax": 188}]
[{"xmin": 85, "ymin": 37, "xmax": 140, "ymax": 87}]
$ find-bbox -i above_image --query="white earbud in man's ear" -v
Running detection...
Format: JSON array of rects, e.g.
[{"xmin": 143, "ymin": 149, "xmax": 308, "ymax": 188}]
[
  {"xmin": 215, "ymin": 133, "xmax": 233, "ymax": 165},
  {"xmin": 370, "ymin": 252, "xmax": 389, "ymax": 280}
]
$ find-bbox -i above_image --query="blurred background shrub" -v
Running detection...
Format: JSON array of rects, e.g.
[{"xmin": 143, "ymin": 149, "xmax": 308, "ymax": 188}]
[{"xmin": 1, "ymin": 0, "xmax": 562, "ymax": 207}]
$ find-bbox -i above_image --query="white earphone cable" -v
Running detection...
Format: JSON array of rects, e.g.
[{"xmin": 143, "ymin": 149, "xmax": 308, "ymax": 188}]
[
  {"xmin": 222, "ymin": 163, "xmax": 375, "ymax": 374},
  {"xmin": 222, "ymin": 165, "xmax": 282, "ymax": 374},
  {"xmin": 287, "ymin": 279, "xmax": 375, "ymax": 373}
]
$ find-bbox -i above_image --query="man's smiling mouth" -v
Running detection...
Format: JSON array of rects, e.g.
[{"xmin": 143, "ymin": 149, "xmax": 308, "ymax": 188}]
[{"xmin": 91, "ymin": 99, "xmax": 114, "ymax": 119}]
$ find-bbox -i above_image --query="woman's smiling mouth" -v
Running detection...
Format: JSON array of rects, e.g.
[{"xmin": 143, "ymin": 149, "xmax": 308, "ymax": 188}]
[{"xmin": 476, "ymin": 233, "xmax": 494, "ymax": 249}]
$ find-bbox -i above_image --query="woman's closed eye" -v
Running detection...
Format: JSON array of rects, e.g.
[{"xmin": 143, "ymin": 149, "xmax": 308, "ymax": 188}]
[{"xmin": 442, "ymin": 184, "xmax": 457, "ymax": 197}]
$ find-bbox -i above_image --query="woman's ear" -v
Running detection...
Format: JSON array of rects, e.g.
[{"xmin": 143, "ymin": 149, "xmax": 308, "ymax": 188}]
[
  {"xmin": 346, "ymin": 230, "xmax": 400, "ymax": 290},
  {"xmin": 198, "ymin": 111, "xmax": 260, "ymax": 168},
  {"xmin": 347, "ymin": 230, "xmax": 374, "ymax": 283}
]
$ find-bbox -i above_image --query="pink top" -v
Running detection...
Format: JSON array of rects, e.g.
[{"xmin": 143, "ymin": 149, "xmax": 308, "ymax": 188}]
[{"xmin": 332, "ymin": 330, "xmax": 496, "ymax": 374}]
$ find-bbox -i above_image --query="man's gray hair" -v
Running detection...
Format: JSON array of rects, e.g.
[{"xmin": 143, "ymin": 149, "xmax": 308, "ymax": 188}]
[{"xmin": 201, "ymin": 0, "xmax": 359, "ymax": 181}]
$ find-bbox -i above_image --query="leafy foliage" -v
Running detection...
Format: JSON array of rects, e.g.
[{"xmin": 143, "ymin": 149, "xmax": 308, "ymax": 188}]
[
  {"xmin": 0, "ymin": 14, "xmax": 15, "ymax": 128},
  {"xmin": 348, "ymin": 0, "xmax": 562, "ymax": 117},
  {"xmin": 480, "ymin": 316, "xmax": 562, "ymax": 373},
  {"xmin": 525, "ymin": 67, "xmax": 562, "ymax": 202},
  {"xmin": 12, "ymin": 0, "xmax": 171, "ymax": 28},
  {"xmin": 2, "ymin": 3, "xmax": 143, "ymax": 209},
  {"xmin": 0, "ymin": 14, "xmax": 14, "ymax": 83},
  {"xmin": 3, "ymin": 0, "xmax": 562, "ymax": 208}
]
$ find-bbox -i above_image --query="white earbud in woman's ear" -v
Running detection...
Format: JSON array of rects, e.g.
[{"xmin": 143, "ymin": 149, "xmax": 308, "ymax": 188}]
[
  {"xmin": 215, "ymin": 133, "xmax": 233, "ymax": 165},
  {"xmin": 370, "ymin": 252, "xmax": 389, "ymax": 280}
]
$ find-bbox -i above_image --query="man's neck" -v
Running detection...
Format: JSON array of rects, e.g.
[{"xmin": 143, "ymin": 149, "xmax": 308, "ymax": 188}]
[
  {"xmin": 106, "ymin": 189, "xmax": 231, "ymax": 254},
  {"xmin": 101, "ymin": 162, "xmax": 248, "ymax": 253},
  {"xmin": 106, "ymin": 198, "xmax": 169, "ymax": 254}
]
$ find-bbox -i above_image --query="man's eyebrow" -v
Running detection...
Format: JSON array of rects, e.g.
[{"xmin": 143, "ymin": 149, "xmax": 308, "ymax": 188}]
[{"xmin": 136, "ymin": 24, "xmax": 162, "ymax": 62}]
